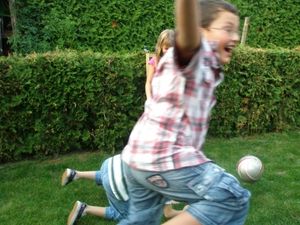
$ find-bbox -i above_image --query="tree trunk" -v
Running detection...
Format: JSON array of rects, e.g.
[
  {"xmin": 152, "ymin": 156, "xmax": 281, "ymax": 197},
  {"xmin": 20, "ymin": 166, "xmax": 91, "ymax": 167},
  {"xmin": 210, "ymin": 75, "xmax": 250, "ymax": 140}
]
[{"xmin": 8, "ymin": 0, "xmax": 16, "ymax": 35}]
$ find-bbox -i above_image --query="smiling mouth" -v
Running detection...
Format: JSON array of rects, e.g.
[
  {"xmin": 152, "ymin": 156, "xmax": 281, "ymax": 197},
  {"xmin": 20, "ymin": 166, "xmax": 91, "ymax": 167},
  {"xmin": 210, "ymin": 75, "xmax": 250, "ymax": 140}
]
[{"xmin": 224, "ymin": 44, "xmax": 235, "ymax": 54}]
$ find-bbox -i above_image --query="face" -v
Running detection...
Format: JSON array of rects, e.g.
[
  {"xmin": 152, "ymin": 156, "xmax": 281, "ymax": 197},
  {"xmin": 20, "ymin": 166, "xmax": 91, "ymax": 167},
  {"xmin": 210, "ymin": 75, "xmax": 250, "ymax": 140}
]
[
  {"xmin": 162, "ymin": 45, "xmax": 170, "ymax": 55},
  {"xmin": 202, "ymin": 11, "xmax": 240, "ymax": 64}
]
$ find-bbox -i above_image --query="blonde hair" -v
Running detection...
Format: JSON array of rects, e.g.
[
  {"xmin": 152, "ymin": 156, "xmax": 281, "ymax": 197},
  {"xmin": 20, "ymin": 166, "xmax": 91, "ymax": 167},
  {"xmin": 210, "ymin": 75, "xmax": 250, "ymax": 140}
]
[{"xmin": 155, "ymin": 29, "xmax": 175, "ymax": 63}]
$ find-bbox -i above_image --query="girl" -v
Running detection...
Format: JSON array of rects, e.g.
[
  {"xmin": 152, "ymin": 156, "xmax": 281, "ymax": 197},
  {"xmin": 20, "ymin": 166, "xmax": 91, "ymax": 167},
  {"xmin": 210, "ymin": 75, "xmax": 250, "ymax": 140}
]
[{"xmin": 145, "ymin": 29, "xmax": 175, "ymax": 99}]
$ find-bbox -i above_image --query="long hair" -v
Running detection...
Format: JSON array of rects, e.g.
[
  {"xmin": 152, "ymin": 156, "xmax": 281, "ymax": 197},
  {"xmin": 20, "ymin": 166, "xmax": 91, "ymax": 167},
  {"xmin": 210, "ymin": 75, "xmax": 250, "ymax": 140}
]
[{"xmin": 155, "ymin": 29, "xmax": 175, "ymax": 63}]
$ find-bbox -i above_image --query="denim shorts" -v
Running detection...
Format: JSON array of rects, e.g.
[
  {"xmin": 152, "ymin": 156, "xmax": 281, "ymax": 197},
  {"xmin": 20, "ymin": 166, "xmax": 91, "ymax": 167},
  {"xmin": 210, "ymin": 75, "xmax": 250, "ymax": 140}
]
[
  {"xmin": 118, "ymin": 161, "xmax": 251, "ymax": 225},
  {"xmin": 95, "ymin": 159, "xmax": 129, "ymax": 221}
]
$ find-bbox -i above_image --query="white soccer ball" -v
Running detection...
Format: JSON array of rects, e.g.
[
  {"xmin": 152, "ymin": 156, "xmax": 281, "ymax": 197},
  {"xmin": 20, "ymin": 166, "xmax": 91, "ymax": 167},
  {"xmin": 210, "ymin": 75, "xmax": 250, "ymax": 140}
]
[{"xmin": 236, "ymin": 155, "xmax": 264, "ymax": 182}]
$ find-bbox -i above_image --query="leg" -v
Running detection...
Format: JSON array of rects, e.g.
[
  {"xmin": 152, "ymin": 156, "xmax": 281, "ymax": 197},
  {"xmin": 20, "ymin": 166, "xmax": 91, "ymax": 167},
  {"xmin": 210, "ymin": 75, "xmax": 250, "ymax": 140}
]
[
  {"xmin": 160, "ymin": 165, "xmax": 250, "ymax": 225},
  {"xmin": 62, "ymin": 158, "xmax": 108, "ymax": 186},
  {"xmin": 162, "ymin": 211, "xmax": 202, "ymax": 225},
  {"xmin": 67, "ymin": 201, "xmax": 87, "ymax": 225},
  {"xmin": 118, "ymin": 183, "xmax": 165, "ymax": 225},
  {"xmin": 118, "ymin": 163, "xmax": 165, "ymax": 225},
  {"xmin": 75, "ymin": 171, "xmax": 97, "ymax": 180},
  {"xmin": 163, "ymin": 204, "xmax": 185, "ymax": 219},
  {"xmin": 123, "ymin": 162, "xmax": 250, "ymax": 225},
  {"xmin": 61, "ymin": 169, "xmax": 97, "ymax": 186},
  {"xmin": 67, "ymin": 201, "xmax": 108, "ymax": 225},
  {"xmin": 84, "ymin": 205, "xmax": 106, "ymax": 218}
]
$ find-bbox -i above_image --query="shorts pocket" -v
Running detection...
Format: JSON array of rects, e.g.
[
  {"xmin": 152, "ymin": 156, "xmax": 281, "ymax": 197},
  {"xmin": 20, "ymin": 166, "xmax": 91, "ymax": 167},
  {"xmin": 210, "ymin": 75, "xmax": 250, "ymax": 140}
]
[{"xmin": 204, "ymin": 173, "xmax": 250, "ymax": 204}]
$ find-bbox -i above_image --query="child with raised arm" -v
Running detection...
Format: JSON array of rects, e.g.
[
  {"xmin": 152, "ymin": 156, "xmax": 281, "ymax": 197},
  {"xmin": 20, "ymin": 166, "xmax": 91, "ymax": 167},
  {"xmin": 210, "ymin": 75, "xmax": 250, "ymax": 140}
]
[
  {"xmin": 145, "ymin": 29, "xmax": 175, "ymax": 99},
  {"xmin": 120, "ymin": 0, "xmax": 251, "ymax": 225},
  {"xmin": 61, "ymin": 155, "xmax": 184, "ymax": 225}
]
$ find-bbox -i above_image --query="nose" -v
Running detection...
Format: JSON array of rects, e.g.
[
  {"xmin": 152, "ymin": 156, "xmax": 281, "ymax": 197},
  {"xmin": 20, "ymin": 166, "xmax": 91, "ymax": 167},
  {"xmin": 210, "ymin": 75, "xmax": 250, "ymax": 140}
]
[{"xmin": 232, "ymin": 32, "xmax": 240, "ymax": 43}]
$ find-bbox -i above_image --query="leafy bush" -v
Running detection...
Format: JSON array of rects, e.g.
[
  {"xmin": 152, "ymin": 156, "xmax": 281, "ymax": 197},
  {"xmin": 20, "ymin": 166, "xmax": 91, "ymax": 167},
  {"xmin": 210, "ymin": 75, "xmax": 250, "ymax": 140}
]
[
  {"xmin": 0, "ymin": 47, "xmax": 299, "ymax": 162},
  {"xmin": 231, "ymin": 0, "xmax": 300, "ymax": 48},
  {"xmin": 9, "ymin": 0, "xmax": 299, "ymax": 54},
  {"xmin": 0, "ymin": 50, "xmax": 145, "ymax": 162},
  {"xmin": 210, "ymin": 46, "xmax": 300, "ymax": 136},
  {"xmin": 11, "ymin": 0, "xmax": 174, "ymax": 54}
]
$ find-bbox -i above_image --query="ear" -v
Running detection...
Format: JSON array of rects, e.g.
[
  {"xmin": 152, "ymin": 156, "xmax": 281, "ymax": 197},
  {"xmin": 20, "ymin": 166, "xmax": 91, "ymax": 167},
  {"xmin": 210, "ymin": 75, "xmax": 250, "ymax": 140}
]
[
  {"xmin": 200, "ymin": 27, "xmax": 208, "ymax": 34},
  {"xmin": 201, "ymin": 27, "xmax": 210, "ymax": 39}
]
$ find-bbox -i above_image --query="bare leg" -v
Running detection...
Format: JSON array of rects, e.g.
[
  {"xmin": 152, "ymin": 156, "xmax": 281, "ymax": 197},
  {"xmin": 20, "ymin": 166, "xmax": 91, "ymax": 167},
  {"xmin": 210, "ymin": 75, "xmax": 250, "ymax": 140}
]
[
  {"xmin": 85, "ymin": 204, "xmax": 106, "ymax": 218},
  {"xmin": 162, "ymin": 211, "xmax": 202, "ymax": 225},
  {"xmin": 163, "ymin": 205, "xmax": 184, "ymax": 219},
  {"xmin": 67, "ymin": 201, "xmax": 107, "ymax": 225},
  {"xmin": 75, "ymin": 171, "xmax": 97, "ymax": 181},
  {"xmin": 61, "ymin": 169, "xmax": 98, "ymax": 186}
]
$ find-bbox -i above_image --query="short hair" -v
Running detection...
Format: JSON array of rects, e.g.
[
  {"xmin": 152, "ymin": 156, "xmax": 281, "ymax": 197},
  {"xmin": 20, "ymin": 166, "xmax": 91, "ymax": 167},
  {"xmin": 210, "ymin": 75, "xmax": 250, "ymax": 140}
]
[{"xmin": 198, "ymin": 0, "xmax": 239, "ymax": 28}]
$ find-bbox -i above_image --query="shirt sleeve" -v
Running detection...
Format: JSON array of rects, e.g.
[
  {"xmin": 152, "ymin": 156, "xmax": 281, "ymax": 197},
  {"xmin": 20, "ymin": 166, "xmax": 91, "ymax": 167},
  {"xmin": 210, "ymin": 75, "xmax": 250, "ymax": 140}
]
[{"xmin": 148, "ymin": 57, "xmax": 156, "ymax": 66}]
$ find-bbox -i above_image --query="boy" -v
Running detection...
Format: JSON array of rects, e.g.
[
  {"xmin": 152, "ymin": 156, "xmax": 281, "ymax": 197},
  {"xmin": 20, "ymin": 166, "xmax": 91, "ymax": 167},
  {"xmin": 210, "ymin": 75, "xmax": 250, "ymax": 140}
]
[
  {"xmin": 120, "ymin": 0, "xmax": 251, "ymax": 225},
  {"xmin": 61, "ymin": 155, "xmax": 185, "ymax": 225}
]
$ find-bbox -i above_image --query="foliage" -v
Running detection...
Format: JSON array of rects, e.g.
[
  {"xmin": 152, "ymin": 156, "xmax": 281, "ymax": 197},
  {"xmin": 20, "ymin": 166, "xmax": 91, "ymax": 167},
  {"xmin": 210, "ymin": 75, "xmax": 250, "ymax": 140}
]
[
  {"xmin": 0, "ymin": 47, "xmax": 299, "ymax": 161},
  {"xmin": 10, "ymin": 0, "xmax": 174, "ymax": 54},
  {"xmin": 210, "ymin": 46, "xmax": 300, "ymax": 136},
  {"xmin": 0, "ymin": 50, "xmax": 145, "ymax": 162},
  {"xmin": 0, "ymin": 0, "xmax": 10, "ymax": 16},
  {"xmin": 231, "ymin": 0, "xmax": 300, "ymax": 48},
  {"xmin": 9, "ymin": 0, "xmax": 299, "ymax": 54}
]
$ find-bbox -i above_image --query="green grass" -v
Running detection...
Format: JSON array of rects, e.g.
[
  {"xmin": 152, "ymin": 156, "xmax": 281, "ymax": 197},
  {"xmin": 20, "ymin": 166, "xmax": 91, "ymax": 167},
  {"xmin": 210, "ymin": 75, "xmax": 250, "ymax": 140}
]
[{"xmin": 0, "ymin": 131, "xmax": 299, "ymax": 225}]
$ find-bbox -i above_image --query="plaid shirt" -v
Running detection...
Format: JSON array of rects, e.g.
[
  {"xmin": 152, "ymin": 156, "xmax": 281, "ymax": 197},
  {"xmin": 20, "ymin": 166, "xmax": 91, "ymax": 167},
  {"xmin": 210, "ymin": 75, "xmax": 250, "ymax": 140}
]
[{"xmin": 122, "ymin": 39, "xmax": 223, "ymax": 171}]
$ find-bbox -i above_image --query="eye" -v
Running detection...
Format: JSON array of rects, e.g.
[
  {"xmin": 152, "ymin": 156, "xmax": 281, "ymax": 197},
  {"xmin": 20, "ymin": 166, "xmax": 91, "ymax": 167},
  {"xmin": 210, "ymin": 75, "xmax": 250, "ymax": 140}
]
[
  {"xmin": 224, "ymin": 27, "xmax": 234, "ymax": 33},
  {"xmin": 224, "ymin": 27, "xmax": 239, "ymax": 36}
]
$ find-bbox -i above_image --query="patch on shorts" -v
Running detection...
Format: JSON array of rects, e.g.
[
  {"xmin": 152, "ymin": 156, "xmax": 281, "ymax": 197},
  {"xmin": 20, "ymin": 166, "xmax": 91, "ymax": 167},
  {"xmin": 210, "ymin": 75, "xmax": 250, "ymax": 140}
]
[{"xmin": 146, "ymin": 174, "xmax": 168, "ymax": 188}]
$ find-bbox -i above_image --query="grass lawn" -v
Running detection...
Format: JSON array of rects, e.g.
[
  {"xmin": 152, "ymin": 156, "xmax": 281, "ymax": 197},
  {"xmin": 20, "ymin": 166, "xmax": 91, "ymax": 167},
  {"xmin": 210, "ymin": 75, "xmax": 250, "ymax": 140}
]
[{"xmin": 0, "ymin": 131, "xmax": 299, "ymax": 225}]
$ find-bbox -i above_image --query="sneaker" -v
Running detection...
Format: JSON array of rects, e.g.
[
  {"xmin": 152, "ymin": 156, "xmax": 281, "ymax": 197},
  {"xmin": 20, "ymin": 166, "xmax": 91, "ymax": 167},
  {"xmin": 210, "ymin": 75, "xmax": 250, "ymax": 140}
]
[
  {"xmin": 61, "ymin": 168, "xmax": 77, "ymax": 186},
  {"xmin": 67, "ymin": 201, "xmax": 87, "ymax": 225}
]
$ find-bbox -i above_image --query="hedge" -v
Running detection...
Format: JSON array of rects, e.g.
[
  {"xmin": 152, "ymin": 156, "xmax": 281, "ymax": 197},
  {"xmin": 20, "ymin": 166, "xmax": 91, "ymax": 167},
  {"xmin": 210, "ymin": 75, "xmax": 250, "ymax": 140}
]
[
  {"xmin": 231, "ymin": 0, "xmax": 300, "ymax": 48},
  {"xmin": 0, "ymin": 50, "xmax": 146, "ymax": 162},
  {"xmin": 0, "ymin": 47, "xmax": 299, "ymax": 162},
  {"xmin": 10, "ymin": 0, "xmax": 174, "ymax": 54},
  {"xmin": 211, "ymin": 46, "xmax": 300, "ymax": 136},
  {"xmin": 8, "ymin": 0, "xmax": 300, "ymax": 54}
]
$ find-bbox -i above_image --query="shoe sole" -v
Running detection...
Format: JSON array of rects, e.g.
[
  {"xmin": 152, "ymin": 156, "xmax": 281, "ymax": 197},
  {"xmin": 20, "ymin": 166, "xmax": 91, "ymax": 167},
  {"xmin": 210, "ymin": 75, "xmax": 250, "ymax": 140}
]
[
  {"xmin": 67, "ymin": 201, "xmax": 82, "ymax": 225},
  {"xmin": 61, "ymin": 169, "xmax": 71, "ymax": 186}
]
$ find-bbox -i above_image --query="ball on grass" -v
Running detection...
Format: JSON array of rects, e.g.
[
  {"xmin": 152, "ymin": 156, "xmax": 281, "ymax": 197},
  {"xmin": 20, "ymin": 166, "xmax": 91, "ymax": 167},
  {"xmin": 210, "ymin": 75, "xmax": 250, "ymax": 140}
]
[{"xmin": 236, "ymin": 155, "xmax": 264, "ymax": 182}]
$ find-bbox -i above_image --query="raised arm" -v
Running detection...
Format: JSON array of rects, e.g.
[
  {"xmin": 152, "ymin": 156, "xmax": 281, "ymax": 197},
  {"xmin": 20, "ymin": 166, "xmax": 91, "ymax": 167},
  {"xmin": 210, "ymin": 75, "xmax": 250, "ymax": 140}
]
[{"xmin": 175, "ymin": 0, "xmax": 201, "ymax": 65}]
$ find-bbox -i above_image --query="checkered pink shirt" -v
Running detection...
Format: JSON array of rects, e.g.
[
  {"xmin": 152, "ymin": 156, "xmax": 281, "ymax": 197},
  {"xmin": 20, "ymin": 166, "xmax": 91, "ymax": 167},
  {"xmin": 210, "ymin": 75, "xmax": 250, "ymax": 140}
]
[{"xmin": 122, "ymin": 39, "xmax": 223, "ymax": 171}]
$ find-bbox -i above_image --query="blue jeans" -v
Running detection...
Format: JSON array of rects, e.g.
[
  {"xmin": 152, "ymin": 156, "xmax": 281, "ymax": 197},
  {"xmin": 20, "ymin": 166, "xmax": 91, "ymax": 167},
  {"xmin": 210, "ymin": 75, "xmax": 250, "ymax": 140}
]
[
  {"xmin": 95, "ymin": 159, "xmax": 129, "ymax": 221},
  {"xmin": 118, "ymin": 162, "xmax": 250, "ymax": 225}
]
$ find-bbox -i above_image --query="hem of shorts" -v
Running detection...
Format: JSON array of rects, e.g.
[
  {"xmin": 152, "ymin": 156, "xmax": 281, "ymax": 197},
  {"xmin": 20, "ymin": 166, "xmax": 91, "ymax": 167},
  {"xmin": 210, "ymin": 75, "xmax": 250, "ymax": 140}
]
[{"xmin": 187, "ymin": 208, "xmax": 217, "ymax": 225}]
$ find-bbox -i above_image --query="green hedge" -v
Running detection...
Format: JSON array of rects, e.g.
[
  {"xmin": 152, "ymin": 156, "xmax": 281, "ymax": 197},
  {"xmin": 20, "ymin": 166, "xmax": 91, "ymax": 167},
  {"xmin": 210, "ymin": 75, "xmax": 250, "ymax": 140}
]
[
  {"xmin": 211, "ymin": 46, "xmax": 300, "ymax": 136},
  {"xmin": 0, "ymin": 47, "xmax": 299, "ymax": 162},
  {"xmin": 0, "ymin": 50, "xmax": 146, "ymax": 162},
  {"xmin": 9, "ymin": 0, "xmax": 300, "ymax": 54},
  {"xmin": 10, "ymin": 0, "xmax": 174, "ymax": 54},
  {"xmin": 231, "ymin": 0, "xmax": 300, "ymax": 49}
]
